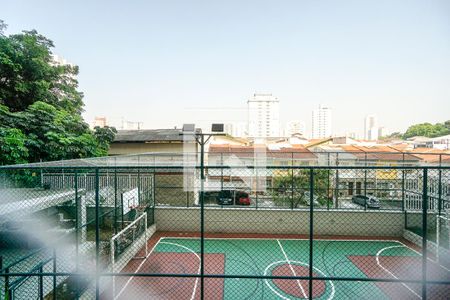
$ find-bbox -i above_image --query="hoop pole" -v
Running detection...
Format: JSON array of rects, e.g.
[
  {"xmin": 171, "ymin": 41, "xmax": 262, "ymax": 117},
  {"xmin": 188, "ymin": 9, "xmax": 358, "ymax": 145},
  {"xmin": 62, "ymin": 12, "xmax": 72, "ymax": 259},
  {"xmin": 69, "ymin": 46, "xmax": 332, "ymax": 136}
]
[
  {"xmin": 111, "ymin": 238, "xmax": 115, "ymax": 298},
  {"xmin": 145, "ymin": 213, "xmax": 148, "ymax": 257},
  {"xmin": 436, "ymin": 216, "xmax": 440, "ymax": 263}
]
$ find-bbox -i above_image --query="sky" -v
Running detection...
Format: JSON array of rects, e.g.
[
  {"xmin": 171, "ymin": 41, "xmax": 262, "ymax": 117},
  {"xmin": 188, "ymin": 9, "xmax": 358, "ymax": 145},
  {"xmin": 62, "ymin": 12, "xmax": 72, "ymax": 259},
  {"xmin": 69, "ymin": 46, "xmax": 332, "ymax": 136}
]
[{"xmin": 2, "ymin": 0, "xmax": 450, "ymax": 137}]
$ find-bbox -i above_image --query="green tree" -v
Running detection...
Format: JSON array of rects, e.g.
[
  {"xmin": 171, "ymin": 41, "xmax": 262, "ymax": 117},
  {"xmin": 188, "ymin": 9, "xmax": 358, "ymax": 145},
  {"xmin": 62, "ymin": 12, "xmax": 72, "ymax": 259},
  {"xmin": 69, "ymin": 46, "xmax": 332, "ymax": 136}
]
[
  {"xmin": 0, "ymin": 21, "xmax": 116, "ymax": 165},
  {"xmin": 271, "ymin": 170, "xmax": 331, "ymax": 208},
  {"xmin": 94, "ymin": 126, "xmax": 118, "ymax": 155},
  {"xmin": 403, "ymin": 122, "xmax": 450, "ymax": 139},
  {"xmin": 0, "ymin": 127, "xmax": 28, "ymax": 165},
  {"xmin": 0, "ymin": 24, "xmax": 83, "ymax": 113},
  {"xmin": 444, "ymin": 120, "xmax": 450, "ymax": 131}
]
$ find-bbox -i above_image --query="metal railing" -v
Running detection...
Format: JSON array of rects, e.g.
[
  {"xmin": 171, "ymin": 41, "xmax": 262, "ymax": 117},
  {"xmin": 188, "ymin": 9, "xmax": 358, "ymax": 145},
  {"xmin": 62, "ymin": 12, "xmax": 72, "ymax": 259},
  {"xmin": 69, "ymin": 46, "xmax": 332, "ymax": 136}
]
[{"xmin": 0, "ymin": 164, "xmax": 449, "ymax": 299}]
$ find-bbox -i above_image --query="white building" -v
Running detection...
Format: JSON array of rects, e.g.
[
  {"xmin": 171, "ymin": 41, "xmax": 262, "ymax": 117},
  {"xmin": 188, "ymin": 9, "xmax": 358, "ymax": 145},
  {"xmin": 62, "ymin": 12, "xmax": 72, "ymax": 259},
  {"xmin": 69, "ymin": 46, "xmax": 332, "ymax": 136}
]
[
  {"xmin": 312, "ymin": 105, "xmax": 332, "ymax": 139},
  {"xmin": 247, "ymin": 93, "xmax": 280, "ymax": 138},
  {"xmin": 224, "ymin": 122, "xmax": 248, "ymax": 138},
  {"xmin": 284, "ymin": 121, "xmax": 306, "ymax": 137},
  {"xmin": 378, "ymin": 126, "xmax": 385, "ymax": 138},
  {"xmin": 365, "ymin": 115, "xmax": 379, "ymax": 140},
  {"xmin": 92, "ymin": 116, "xmax": 107, "ymax": 128},
  {"xmin": 51, "ymin": 54, "xmax": 73, "ymax": 66}
]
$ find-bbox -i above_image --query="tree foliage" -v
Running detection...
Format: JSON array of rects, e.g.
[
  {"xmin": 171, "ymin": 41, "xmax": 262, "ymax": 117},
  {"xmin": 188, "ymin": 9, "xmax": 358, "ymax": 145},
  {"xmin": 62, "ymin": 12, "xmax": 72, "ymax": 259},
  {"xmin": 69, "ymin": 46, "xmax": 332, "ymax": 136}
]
[
  {"xmin": 403, "ymin": 122, "xmax": 450, "ymax": 139},
  {"xmin": 271, "ymin": 170, "xmax": 331, "ymax": 208},
  {"xmin": 0, "ymin": 21, "xmax": 115, "ymax": 165},
  {"xmin": 0, "ymin": 127, "xmax": 28, "ymax": 165}
]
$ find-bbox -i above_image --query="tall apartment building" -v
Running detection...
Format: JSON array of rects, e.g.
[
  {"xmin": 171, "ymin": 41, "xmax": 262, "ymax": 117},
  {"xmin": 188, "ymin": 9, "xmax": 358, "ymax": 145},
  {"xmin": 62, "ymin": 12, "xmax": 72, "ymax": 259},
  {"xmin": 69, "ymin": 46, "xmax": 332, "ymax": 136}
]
[
  {"xmin": 364, "ymin": 115, "xmax": 379, "ymax": 140},
  {"xmin": 247, "ymin": 93, "xmax": 280, "ymax": 138},
  {"xmin": 311, "ymin": 105, "xmax": 332, "ymax": 139}
]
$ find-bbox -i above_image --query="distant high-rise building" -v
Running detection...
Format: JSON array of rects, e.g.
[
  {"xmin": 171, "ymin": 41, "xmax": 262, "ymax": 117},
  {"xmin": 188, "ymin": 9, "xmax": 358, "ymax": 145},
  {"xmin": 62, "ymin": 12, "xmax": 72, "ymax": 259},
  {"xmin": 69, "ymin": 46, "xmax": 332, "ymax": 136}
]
[
  {"xmin": 247, "ymin": 93, "xmax": 280, "ymax": 138},
  {"xmin": 93, "ymin": 116, "xmax": 107, "ymax": 128},
  {"xmin": 225, "ymin": 122, "xmax": 248, "ymax": 138},
  {"xmin": 51, "ymin": 54, "xmax": 73, "ymax": 66},
  {"xmin": 312, "ymin": 105, "xmax": 332, "ymax": 139},
  {"xmin": 284, "ymin": 121, "xmax": 306, "ymax": 137},
  {"xmin": 378, "ymin": 126, "xmax": 385, "ymax": 138},
  {"xmin": 365, "ymin": 115, "xmax": 379, "ymax": 140}
]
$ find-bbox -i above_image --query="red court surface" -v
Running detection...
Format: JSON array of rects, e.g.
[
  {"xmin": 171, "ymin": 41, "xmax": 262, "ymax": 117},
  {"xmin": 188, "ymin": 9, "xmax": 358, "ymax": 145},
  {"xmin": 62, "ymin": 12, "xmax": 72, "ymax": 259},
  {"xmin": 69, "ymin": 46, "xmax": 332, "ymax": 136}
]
[{"xmin": 108, "ymin": 252, "xmax": 224, "ymax": 300}]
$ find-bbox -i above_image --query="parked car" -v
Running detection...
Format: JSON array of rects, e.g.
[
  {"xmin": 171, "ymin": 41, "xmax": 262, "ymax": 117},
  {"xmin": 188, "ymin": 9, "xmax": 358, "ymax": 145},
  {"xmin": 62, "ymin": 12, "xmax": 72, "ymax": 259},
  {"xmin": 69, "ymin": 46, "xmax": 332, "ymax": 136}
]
[
  {"xmin": 235, "ymin": 191, "xmax": 251, "ymax": 205},
  {"xmin": 352, "ymin": 195, "xmax": 380, "ymax": 209},
  {"xmin": 213, "ymin": 190, "xmax": 251, "ymax": 205},
  {"xmin": 218, "ymin": 190, "xmax": 234, "ymax": 205}
]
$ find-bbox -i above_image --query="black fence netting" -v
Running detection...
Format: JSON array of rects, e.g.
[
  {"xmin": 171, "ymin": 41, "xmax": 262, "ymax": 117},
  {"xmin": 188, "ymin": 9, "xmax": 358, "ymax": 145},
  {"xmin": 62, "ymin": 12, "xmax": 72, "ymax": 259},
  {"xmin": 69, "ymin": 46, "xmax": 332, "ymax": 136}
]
[{"xmin": 0, "ymin": 165, "xmax": 449, "ymax": 299}]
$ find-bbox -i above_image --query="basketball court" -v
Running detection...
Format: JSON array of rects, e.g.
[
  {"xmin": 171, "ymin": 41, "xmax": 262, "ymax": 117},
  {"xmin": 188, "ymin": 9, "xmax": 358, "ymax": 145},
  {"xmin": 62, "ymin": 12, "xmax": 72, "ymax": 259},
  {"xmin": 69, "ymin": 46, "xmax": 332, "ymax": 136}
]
[{"xmin": 108, "ymin": 233, "xmax": 450, "ymax": 300}]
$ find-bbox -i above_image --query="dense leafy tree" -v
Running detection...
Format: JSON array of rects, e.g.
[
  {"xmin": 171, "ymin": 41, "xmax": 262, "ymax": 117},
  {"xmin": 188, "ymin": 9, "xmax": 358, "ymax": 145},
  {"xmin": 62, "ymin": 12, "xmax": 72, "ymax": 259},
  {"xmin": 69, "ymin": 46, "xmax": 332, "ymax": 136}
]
[
  {"xmin": 0, "ymin": 22, "xmax": 83, "ymax": 113},
  {"xmin": 94, "ymin": 126, "xmax": 118, "ymax": 155},
  {"xmin": 444, "ymin": 120, "xmax": 450, "ymax": 131},
  {"xmin": 272, "ymin": 170, "xmax": 331, "ymax": 208},
  {"xmin": 403, "ymin": 122, "xmax": 450, "ymax": 139},
  {"xmin": 0, "ymin": 127, "xmax": 28, "ymax": 165},
  {"xmin": 0, "ymin": 21, "xmax": 115, "ymax": 165}
]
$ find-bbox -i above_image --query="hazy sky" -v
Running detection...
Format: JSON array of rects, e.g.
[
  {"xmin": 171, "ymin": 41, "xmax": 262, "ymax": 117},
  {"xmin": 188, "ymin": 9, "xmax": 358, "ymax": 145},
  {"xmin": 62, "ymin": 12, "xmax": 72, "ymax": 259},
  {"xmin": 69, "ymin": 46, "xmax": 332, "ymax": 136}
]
[{"xmin": 2, "ymin": 0, "xmax": 450, "ymax": 137}]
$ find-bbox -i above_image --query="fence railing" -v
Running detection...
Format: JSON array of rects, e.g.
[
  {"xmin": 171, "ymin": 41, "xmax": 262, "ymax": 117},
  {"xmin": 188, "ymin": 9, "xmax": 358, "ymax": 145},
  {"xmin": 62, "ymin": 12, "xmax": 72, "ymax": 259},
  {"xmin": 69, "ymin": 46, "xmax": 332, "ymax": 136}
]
[{"xmin": 0, "ymin": 165, "xmax": 449, "ymax": 299}]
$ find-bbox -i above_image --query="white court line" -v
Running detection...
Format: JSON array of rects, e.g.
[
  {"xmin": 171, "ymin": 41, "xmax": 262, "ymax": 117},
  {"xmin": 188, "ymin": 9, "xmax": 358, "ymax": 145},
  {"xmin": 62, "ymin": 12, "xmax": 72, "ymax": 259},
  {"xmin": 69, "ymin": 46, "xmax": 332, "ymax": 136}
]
[
  {"xmin": 164, "ymin": 236, "xmax": 418, "ymax": 244},
  {"xmin": 376, "ymin": 245, "xmax": 421, "ymax": 299},
  {"xmin": 277, "ymin": 239, "xmax": 307, "ymax": 299},
  {"xmin": 114, "ymin": 237, "xmax": 162, "ymax": 300},
  {"xmin": 397, "ymin": 242, "xmax": 450, "ymax": 273},
  {"xmin": 115, "ymin": 239, "xmax": 201, "ymax": 300},
  {"xmin": 263, "ymin": 260, "xmax": 335, "ymax": 300},
  {"xmin": 162, "ymin": 236, "xmax": 450, "ymax": 272}
]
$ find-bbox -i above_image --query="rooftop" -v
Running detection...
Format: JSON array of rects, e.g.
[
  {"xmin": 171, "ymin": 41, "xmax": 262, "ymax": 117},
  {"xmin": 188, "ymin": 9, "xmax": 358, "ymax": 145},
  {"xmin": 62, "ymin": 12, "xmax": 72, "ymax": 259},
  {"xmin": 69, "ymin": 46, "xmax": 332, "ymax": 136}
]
[{"xmin": 113, "ymin": 128, "xmax": 201, "ymax": 143}]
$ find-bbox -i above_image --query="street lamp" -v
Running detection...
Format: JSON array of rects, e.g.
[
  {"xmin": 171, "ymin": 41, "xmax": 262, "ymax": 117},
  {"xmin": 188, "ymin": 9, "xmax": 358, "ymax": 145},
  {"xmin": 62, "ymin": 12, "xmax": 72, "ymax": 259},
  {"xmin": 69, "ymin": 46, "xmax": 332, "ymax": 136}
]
[
  {"xmin": 180, "ymin": 123, "xmax": 225, "ymax": 300},
  {"xmin": 181, "ymin": 123, "xmax": 225, "ymax": 181}
]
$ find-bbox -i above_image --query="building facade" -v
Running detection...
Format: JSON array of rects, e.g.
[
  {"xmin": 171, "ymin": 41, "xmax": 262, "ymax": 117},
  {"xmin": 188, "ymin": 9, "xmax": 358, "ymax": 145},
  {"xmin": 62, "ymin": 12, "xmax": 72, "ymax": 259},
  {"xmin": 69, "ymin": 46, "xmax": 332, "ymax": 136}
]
[
  {"xmin": 312, "ymin": 105, "xmax": 332, "ymax": 139},
  {"xmin": 247, "ymin": 93, "xmax": 280, "ymax": 138},
  {"xmin": 364, "ymin": 115, "xmax": 379, "ymax": 141}
]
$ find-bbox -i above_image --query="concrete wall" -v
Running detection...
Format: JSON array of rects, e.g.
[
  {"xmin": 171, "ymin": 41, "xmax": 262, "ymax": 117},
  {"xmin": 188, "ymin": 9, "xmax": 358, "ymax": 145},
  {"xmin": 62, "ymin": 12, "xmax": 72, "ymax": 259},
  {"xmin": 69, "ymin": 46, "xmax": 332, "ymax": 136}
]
[{"xmin": 155, "ymin": 207, "xmax": 405, "ymax": 237}]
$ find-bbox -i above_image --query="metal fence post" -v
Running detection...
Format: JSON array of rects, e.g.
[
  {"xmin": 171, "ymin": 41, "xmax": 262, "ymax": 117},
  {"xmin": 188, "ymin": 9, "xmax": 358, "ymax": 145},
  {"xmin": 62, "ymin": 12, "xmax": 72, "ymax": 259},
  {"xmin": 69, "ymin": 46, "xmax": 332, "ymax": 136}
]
[
  {"xmin": 74, "ymin": 170, "xmax": 80, "ymax": 300},
  {"xmin": 221, "ymin": 153, "xmax": 224, "ymax": 191},
  {"xmin": 438, "ymin": 157, "xmax": 442, "ymax": 216},
  {"xmin": 39, "ymin": 265, "xmax": 44, "ymax": 300},
  {"xmin": 364, "ymin": 153, "xmax": 367, "ymax": 197},
  {"xmin": 4, "ymin": 266, "xmax": 9, "ymax": 299},
  {"xmin": 95, "ymin": 168, "xmax": 100, "ymax": 300},
  {"xmin": 327, "ymin": 153, "xmax": 330, "ymax": 210},
  {"xmin": 256, "ymin": 166, "xmax": 259, "ymax": 209},
  {"xmin": 309, "ymin": 169, "xmax": 314, "ymax": 300},
  {"xmin": 121, "ymin": 193, "xmax": 124, "ymax": 230},
  {"xmin": 422, "ymin": 168, "xmax": 428, "ymax": 300},
  {"xmin": 114, "ymin": 168, "xmax": 118, "ymax": 234},
  {"xmin": 137, "ymin": 166, "xmax": 141, "ymax": 205},
  {"xmin": 335, "ymin": 153, "xmax": 340, "ymax": 209},
  {"xmin": 291, "ymin": 167, "xmax": 294, "ymax": 210},
  {"xmin": 402, "ymin": 170, "xmax": 405, "ymax": 211},
  {"xmin": 53, "ymin": 248, "xmax": 57, "ymax": 300},
  {"xmin": 200, "ymin": 135, "xmax": 205, "ymax": 300}
]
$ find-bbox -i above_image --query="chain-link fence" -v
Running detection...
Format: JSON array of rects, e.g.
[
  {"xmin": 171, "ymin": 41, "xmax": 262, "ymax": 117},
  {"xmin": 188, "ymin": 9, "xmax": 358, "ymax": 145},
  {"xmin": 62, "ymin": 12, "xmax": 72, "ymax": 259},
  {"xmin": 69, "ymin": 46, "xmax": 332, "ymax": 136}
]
[{"xmin": 1, "ymin": 163, "xmax": 449, "ymax": 299}]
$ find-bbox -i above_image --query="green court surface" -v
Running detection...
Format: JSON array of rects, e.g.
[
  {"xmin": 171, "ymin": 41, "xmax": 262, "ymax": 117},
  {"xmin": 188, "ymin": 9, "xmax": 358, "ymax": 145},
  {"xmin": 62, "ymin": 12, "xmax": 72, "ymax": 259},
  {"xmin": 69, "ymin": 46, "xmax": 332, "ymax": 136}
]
[{"xmin": 116, "ymin": 237, "xmax": 450, "ymax": 299}]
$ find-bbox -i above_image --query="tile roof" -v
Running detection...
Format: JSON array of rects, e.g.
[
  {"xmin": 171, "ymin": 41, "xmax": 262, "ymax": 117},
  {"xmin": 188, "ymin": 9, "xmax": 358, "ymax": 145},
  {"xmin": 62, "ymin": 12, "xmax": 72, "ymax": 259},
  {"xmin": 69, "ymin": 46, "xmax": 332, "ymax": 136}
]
[
  {"xmin": 113, "ymin": 129, "xmax": 200, "ymax": 143},
  {"xmin": 208, "ymin": 145, "xmax": 317, "ymax": 159}
]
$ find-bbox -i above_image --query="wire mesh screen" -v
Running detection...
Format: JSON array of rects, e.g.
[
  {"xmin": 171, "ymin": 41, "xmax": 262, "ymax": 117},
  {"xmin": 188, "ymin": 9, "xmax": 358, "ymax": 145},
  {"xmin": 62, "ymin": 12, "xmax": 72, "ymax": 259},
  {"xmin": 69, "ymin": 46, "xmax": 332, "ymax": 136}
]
[{"xmin": 0, "ymin": 165, "xmax": 449, "ymax": 299}]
